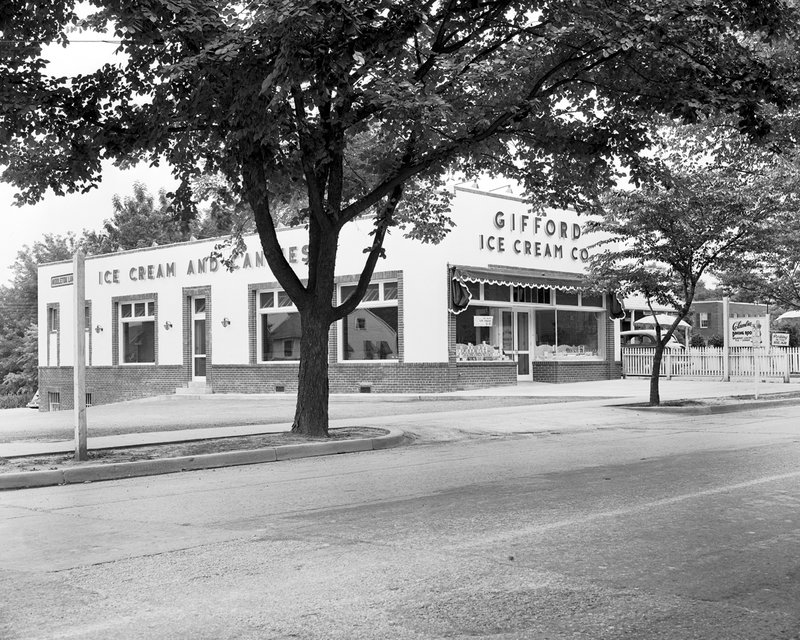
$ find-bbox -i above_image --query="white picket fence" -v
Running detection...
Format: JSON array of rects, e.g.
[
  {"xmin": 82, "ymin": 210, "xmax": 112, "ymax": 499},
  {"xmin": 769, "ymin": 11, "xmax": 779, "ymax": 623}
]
[{"xmin": 622, "ymin": 347, "xmax": 800, "ymax": 381}]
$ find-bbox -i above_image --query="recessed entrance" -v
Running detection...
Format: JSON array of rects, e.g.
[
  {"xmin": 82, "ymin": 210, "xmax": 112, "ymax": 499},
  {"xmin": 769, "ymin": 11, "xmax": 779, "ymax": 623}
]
[{"xmin": 502, "ymin": 309, "xmax": 531, "ymax": 380}]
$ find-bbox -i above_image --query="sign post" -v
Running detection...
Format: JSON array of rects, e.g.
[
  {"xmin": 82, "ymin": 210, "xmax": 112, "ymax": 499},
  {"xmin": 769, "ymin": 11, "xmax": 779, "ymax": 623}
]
[
  {"xmin": 73, "ymin": 251, "xmax": 87, "ymax": 461},
  {"xmin": 752, "ymin": 321, "xmax": 762, "ymax": 400},
  {"xmin": 722, "ymin": 296, "xmax": 730, "ymax": 381}
]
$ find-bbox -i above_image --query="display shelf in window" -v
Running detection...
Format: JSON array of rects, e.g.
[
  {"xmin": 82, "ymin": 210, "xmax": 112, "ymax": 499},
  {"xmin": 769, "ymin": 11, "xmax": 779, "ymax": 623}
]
[{"xmin": 455, "ymin": 342, "xmax": 510, "ymax": 362}]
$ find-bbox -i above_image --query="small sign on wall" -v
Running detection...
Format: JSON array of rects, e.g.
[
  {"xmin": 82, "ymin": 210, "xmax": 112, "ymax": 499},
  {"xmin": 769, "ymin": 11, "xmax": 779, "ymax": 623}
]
[
  {"xmin": 473, "ymin": 315, "xmax": 494, "ymax": 327},
  {"xmin": 50, "ymin": 273, "xmax": 74, "ymax": 287},
  {"xmin": 772, "ymin": 332, "xmax": 790, "ymax": 347}
]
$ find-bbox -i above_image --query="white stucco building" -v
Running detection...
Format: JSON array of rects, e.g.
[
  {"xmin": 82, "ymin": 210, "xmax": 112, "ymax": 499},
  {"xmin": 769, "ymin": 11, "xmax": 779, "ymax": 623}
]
[{"xmin": 37, "ymin": 187, "xmax": 621, "ymax": 410}]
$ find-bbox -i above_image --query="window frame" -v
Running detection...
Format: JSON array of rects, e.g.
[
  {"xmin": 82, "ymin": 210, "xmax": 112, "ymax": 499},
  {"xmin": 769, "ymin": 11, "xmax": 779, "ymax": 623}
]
[
  {"xmin": 118, "ymin": 299, "xmax": 157, "ymax": 365},
  {"xmin": 48, "ymin": 305, "xmax": 60, "ymax": 333},
  {"xmin": 256, "ymin": 289, "xmax": 302, "ymax": 364},
  {"xmin": 338, "ymin": 280, "xmax": 400, "ymax": 364}
]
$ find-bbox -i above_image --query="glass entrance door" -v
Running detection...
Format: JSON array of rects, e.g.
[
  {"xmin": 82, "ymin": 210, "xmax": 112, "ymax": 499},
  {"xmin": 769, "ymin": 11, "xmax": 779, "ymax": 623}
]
[
  {"xmin": 502, "ymin": 309, "xmax": 531, "ymax": 380},
  {"xmin": 192, "ymin": 297, "xmax": 207, "ymax": 380}
]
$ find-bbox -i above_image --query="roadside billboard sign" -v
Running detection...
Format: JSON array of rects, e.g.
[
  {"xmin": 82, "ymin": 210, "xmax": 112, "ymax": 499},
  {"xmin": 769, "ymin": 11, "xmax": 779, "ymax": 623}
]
[{"xmin": 729, "ymin": 317, "xmax": 770, "ymax": 347}]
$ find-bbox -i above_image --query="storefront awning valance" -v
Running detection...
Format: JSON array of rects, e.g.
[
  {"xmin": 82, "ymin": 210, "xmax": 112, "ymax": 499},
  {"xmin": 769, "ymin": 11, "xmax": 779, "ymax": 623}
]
[
  {"xmin": 449, "ymin": 265, "xmax": 625, "ymax": 318},
  {"xmin": 453, "ymin": 265, "xmax": 589, "ymax": 291}
]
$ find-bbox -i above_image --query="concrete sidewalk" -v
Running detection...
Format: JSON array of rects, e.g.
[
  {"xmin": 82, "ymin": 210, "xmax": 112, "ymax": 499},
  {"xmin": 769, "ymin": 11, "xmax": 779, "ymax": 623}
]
[
  {"xmin": 444, "ymin": 377, "xmax": 800, "ymax": 399},
  {"xmin": 3, "ymin": 378, "xmax": 800, "ymax": 459}
]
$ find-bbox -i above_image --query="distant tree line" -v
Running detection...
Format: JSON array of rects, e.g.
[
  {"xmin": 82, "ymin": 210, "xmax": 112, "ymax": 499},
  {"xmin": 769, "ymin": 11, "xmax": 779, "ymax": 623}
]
[{"xmin": 0, "ymin": 181, "xmax": 250, "ymax": 402}]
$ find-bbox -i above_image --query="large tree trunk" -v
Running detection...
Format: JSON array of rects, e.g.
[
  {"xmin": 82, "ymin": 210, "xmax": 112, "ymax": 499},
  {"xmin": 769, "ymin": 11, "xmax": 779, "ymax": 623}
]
[
  {"xmin": 292, "ymin": 305, "xmax": 332, "ymax": 437},
  {"xmin": 649, "ymin": 345, "xmax": 664, "ymax": 406}
]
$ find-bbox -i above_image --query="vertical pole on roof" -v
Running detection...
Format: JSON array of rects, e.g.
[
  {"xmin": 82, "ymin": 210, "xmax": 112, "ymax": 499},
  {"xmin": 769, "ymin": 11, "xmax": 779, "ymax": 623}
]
[
  {"xmin": 722, "ymin": 295, "xmax": 730, "ymax": 382},
  {"xmin": 73, "ymin": 250, "xmax": 88, "ymax": 461}
]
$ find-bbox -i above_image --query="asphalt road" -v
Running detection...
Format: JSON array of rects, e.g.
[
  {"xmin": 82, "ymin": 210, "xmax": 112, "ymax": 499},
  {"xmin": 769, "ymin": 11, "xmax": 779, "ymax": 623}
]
[{"xmin": 2, "ymin": 406, "xmax": 800, "ymax": 639}]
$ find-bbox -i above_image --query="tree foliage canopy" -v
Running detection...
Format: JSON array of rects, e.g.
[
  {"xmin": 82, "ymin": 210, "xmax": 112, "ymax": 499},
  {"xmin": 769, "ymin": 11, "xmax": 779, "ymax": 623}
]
[
  {"xmin": 0, "ymin": 233, "xmax": 77, "ymax": 394},
  {"xmin": 4, "ymin": 1, "xmax": 797, "ymax": 234},
  {"xmin": 81, "ymin": 181, "xmax": 189, "ymax": 253},
  {"xmin": 586, "ymin": 121, "xmax": 800, "ymax": 404},
  {"xmin": 3, "ymin": 0, "xmax": 798, "ymax": 427},
  {"xmin": 716, "ymin": 156, "xmax": 800, "ymax": 309},
  {"xmin": 587, "ymin": 168, "xmax": 786, "ymax": 311}
]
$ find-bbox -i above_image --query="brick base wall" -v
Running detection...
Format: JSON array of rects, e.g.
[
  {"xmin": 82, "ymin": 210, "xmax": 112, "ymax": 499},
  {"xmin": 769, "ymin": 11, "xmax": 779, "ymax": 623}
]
[
  {"xmin": 456, "ymin": 361, "xmax": 517, "ymax": 390},
  {"xmin": 530, "ymin": 360, "xmax": 621, "ymax": 383},
  {"xmin": 38, "ymin": 366, "xmax": 185, "ymax": 411},
  {"xmin": 212, "ymin": 363, "xmax": 457, "ymax": 394},
  {"xmin": 39, "ymin": 358, "xmax": 621, "ymax": 410}
]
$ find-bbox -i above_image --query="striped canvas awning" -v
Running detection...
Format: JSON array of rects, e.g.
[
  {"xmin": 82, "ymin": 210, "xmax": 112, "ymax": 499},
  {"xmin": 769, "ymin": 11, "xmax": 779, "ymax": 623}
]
[
  {"xmin": 449, "ymin": 265, "xmax": 624, "ymax": 318},
  {"xmin": 452, "ymin": 265, "xmax": 588, "ymax": 291}
]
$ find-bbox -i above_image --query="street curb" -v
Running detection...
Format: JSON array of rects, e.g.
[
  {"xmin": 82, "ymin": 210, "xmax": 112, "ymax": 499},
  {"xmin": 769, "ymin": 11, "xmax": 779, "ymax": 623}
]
[
  {"xmin": 616, "ymin": 396, "xmax": 800, "ymax": 415},
  {"xmin": 0, "ymin": 428, "xmax": 406, "ymax": 491}
]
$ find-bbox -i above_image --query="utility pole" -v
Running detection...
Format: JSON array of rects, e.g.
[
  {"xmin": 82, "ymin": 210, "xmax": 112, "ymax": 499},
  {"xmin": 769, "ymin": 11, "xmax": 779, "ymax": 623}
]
[
  {"xmin": 722, "ymin": 294, "xmax": 730, "ymax": 382},
  {"xmin": 73, "ymin": 251, "xmax": 87, "ymax": 461}
]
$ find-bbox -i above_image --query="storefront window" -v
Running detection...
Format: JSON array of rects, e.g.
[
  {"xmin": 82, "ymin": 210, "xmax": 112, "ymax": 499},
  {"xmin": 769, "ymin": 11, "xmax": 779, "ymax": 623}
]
[
  {"xmin": 557, "ymin": 310, "xmax": 599, "ymax": 356},
  {"xmin": 261, "ymin": 311, "xmax": 301, "ymax": 361},
  {"xmin": 513, "ymin": 286, "xmax": 550, "ymax": 304},
  {"xmin": 259, "ymin": 290, "xmax": 301, "ymax": 361},
  {"xmin": 120, "ymin": 300, "xmax": 155, "ymax": 363},
  {"xmin": 556, "ymin": 290, "xmax": 579, "ymax": 306},
  {"xmin": 582, "ymin": 292, "xmax": 603, "ymax": 307},
  {"xmin": 341, "ymin": 283, "xmax": 379, "ymax": 303},
  {"xmin": 456, "ymin": 306, "xmax": 502, "ymax": 346},
  {"xmin": 383, "ymin": 282, "xmax": 398, "ymax": 300},
  {"xmin": 465, "ymin": 281, "xmax": 481, "ymax": 300},
  {"xmin": 484, "ymin": 283, "xmax": 510, "ymax": 301},
  {"xmin": 534, "ymin": 308, "xmax": 601, "ymax": 359},
  {"xmin": 455, "ymin": 306, "xmax": 509, "ymax": 361},
  {"xmin": 343, "ymin": 308, "xmax": 398, "ymax": 360},
  {"xmin": 340, "ymin": 281, "xmax": 399, "ymax": 361},
  {"xmin": 454, "ymin": 282, "xmax": 604, "ymax": 363},
  {"xmin": 278, "ymin": 290, "xmax": 293, "ymax": 307},
  {"xmin": 534, "ymin": 309, "xmax": 556, "ymax": 359}
]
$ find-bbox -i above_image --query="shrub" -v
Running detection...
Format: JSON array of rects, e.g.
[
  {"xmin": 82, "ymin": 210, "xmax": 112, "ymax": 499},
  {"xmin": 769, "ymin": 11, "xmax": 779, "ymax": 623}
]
[
  {"xmin": 774, "ymin": 322, "xmax": 800, "ymax": 347},
  {"xmin": 0, "ymin": 392, "xmax": 34, "ymax": 409},
  {"xmin": 690, "ymin": 334, "xmax": 707, "ymax": 348},
  {"xmin": 707, "ymin": 334, "xmax": 725, "ymax": 348}
]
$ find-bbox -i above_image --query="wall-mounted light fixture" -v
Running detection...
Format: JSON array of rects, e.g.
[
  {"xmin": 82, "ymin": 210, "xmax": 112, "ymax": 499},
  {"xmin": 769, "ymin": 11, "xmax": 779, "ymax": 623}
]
[
  {"xmin": 94, "ymin": 325, "xmax": 103, "ymax": 334},
  {"xmin": 164, "ymin": 321, "xmax": 173, "ymax": 330},
  {"xmin": 221, "ymin": 317, "xmax": 231, "ymax": 327}
]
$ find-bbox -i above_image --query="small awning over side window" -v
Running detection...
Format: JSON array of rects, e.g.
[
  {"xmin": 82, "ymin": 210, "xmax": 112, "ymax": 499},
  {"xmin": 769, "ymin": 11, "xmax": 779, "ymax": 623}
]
[{"xmin": 449, "ymin": 264, "xmax": 625, "ymax": 318}]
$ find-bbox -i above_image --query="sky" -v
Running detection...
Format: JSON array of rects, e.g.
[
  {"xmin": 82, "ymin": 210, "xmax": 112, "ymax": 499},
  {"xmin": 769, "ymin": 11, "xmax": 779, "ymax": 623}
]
[
  {"xmin": 1, "ymin": 35, "xmax": 177, "ymax": 286},
  {"xmin": 1, "ymin": 163, "xmax": 176, "ymax": 286}
]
